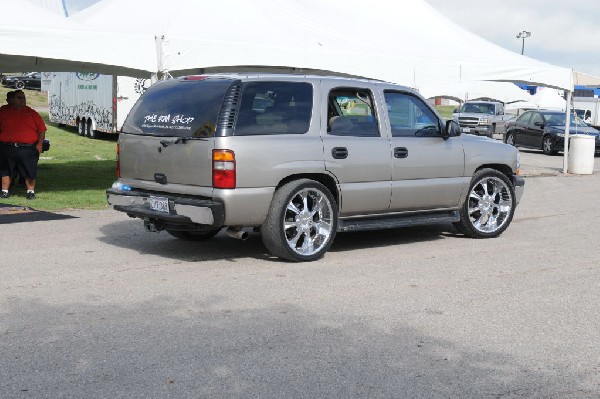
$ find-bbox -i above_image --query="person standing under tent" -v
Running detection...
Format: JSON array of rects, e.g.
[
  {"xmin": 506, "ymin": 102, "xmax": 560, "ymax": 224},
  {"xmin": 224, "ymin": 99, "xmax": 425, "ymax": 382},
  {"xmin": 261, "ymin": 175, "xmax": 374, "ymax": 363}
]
[{"xmin": 0, "ymin": 90, "xmax": 46, "ymax": 199}]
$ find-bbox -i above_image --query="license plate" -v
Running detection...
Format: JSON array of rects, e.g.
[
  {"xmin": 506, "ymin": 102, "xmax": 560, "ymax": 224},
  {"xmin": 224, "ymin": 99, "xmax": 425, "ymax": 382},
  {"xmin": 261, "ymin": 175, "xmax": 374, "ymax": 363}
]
[
  {"xmin": 150, "ymin": 196, "xmax": 169, "ymax": 213},
  {"xmin": 462, "ymin": 127, "xmax": 471, "ymax": 133}
]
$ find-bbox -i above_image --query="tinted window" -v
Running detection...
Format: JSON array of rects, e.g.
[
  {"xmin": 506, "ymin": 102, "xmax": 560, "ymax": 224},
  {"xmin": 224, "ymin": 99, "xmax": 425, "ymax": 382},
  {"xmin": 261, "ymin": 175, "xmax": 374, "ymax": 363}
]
[
  {"xmin": 530, "ymin": 112, "xmax": 543, "ymax": 126},
  {"xmin": 542, "ymin": 112, "xmax": 587, "ymax": 127},
  {"xmin": 234, "ymin": 82, "xmax": 313, "ymax": 135},
  {"xmin": 384, "ymin": 91, "xmax": 440, "ymax": 137},
  {"xmin": 516, "ymin": 112, "xmax": 532, "ymax": 124},
  {"xmin": 122, "ymin": 78, "xmax": 233, "ymax": 137},
  {"xmin": 327, "ymin": 88, "xmax": 379, "ymax": 137}
]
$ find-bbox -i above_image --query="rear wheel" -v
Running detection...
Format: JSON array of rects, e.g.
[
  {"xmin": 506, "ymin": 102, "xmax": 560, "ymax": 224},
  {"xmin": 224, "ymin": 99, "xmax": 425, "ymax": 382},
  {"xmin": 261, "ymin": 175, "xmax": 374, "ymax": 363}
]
[
  {"xmin": 262, "ymin": 179, "xmax": 337, "ymax": 262},
  {"xmin": 167, "ymin": 228, "xmax": 221, "ymax": 241},
  {"xmin": 542, "ymin": 135, "xmax": 557, "ymax": 155},
  {"xmin": 86, "ymin": 120, "xmax": 97, "ymax": 139},
  {"xmin": 14, "ymin": 80, "xmax": 24, "ymax": 89},
  {"xmin": 453, "ymin": 168, "xmax": 515, "ymax": 238}
]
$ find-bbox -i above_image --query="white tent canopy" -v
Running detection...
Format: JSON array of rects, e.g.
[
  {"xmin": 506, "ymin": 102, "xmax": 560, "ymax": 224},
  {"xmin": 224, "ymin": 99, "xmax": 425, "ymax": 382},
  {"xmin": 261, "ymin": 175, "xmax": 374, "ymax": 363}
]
[{"xmin": 3, "ymin": 0, "xmax": 600, "ymax": 92}]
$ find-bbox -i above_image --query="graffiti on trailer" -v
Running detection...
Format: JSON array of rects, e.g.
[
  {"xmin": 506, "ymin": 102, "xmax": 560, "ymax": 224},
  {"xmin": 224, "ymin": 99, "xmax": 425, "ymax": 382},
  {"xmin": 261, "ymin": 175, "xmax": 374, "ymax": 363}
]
[
  {"xmin": 48, "ymin": 77, "xmax": 151, "ymax": 133},
  {"xmin": 76, "ymin": 72, "xmax": 101, "ymax": 81},
  {"xmin": 134, "ymin": 78, "xmax": 151, "ymax": 94},
  {"xmin": 49, "ymin": 95, "xmax": 114, "ymax": 133}
]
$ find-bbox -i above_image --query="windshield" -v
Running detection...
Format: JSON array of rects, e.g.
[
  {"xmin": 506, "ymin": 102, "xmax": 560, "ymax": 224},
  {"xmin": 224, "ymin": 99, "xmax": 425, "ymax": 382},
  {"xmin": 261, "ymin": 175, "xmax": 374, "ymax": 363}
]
[
  {"xmin": 543, "ymin": 112, "xmax": 589, "ymax": 128},
  {"xmin": 460, "ymin": 103, "xmax": 496, "ymax": 115}
]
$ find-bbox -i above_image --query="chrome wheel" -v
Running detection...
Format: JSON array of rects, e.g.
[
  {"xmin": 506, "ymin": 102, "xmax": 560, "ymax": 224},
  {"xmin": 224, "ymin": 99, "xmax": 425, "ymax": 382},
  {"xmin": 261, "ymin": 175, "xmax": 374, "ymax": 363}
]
[
  {"xmin": 283, "ymin": 187, "xmax": 334, "ymax": 257},
  {"xmin": 454, "ymin": 168, "xmax": 516, "ymax": 238},
  {"xmin": 262, "ymin": 179, "xmax": 338, "ymax": 262},
  {"xmin": 467, "ymin": 175, "xmax": 513, "ymax": 234},
  {"xmin": 543, "ymin": 136, "xmax": 555, "ymax": 155},
  {"xmin": 505, "ymin": 132, "xmax": 515, "ymax": 146}
]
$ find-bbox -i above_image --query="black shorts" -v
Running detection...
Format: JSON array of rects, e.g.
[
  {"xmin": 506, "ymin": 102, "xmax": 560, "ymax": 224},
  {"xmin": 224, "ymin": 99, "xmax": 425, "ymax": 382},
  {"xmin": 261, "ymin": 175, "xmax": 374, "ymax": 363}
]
[{"xmin": 0, "ymin": 145, "xmax": 40, "ymax": 180}]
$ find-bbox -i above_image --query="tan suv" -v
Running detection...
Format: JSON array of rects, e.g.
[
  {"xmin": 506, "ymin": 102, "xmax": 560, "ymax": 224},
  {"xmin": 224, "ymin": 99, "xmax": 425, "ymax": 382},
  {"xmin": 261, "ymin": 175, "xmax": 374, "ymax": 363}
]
[{"xmin": 107, "ymin": 73, "xmax": 524, "ymax": 262}]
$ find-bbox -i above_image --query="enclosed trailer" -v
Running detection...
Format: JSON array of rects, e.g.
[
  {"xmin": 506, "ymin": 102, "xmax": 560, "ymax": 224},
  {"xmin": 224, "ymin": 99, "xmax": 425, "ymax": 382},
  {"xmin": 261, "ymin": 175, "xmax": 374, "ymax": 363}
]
[{"xmin": 46, "ymin": 72, "xmax": 150, "ymax": 138}]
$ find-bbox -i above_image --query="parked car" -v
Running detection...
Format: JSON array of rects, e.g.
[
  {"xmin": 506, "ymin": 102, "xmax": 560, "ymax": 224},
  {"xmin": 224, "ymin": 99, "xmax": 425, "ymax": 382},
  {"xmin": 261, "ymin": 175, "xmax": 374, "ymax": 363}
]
[
  {"xmin": 1, "ymin": 72, "xmax": 40, "ymax": 90},
  {"xmin": 504, "ymin": 109, "xmax": 600, "ymax": 155},
  {"xmin": 106, "ymin": 73, "xmax": 524, "ymax": 262},
  {"xmin": 452, "ymin": 100, "xmax": 513, "ymax": 138}
]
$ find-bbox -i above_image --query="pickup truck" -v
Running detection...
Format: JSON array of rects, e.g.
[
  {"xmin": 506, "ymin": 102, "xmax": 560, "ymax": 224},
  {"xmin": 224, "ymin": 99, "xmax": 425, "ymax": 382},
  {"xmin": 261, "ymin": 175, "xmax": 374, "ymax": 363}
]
[{"xmin": 452, "ymin": 100, "xmax": 513, "ymax": 138}]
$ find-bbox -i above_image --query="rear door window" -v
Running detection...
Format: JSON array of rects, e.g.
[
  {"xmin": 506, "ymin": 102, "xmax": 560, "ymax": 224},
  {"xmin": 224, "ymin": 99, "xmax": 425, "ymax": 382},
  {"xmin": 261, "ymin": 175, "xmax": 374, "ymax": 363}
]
[
  {"xmin": 122, "ymin": 77, "xmax": 233, "ymax": 137},
  {"xmin": 234, "ymin": 82, "xmax": 313, "ymax": 135}
]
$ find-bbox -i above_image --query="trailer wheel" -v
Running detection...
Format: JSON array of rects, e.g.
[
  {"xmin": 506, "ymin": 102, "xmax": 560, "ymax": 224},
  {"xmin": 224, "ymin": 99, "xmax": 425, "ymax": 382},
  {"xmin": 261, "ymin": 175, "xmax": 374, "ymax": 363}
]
[
  {"xmin": 86, "ymin": 120, "xmax": 97, "ymax": 139},
  {"xmin": 77, "ymin": 119, "xmax": 85, "ymax": 136}
]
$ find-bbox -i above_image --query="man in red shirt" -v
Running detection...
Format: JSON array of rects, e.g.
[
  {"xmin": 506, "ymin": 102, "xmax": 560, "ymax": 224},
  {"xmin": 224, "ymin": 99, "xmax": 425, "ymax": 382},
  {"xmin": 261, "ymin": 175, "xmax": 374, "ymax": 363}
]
[{"xmin": 0, "ymin": 90, "xmax": 47, "ymax": 199}]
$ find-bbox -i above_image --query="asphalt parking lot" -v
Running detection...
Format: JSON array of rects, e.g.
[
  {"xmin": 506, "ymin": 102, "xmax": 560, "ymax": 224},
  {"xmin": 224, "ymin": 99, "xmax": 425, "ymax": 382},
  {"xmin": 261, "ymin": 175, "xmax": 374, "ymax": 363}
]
[{"xmin": 1, "ymin": 150, "xmax": 599, "ymax": 398}]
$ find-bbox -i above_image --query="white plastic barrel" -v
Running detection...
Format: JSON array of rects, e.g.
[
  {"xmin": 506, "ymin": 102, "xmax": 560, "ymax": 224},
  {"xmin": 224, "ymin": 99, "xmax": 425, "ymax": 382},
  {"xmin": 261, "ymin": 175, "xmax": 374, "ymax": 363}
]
[{"xmin": 568, "ymin": 135, "xmax": 595, "ymax": 174}]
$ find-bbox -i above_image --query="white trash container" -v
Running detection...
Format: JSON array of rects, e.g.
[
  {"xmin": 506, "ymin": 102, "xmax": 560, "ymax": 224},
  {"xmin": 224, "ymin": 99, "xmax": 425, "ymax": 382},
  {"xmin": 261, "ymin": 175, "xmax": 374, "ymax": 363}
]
[{"xmin": 568, "ymin": 134, "xmax": 595, "ymax": 174}]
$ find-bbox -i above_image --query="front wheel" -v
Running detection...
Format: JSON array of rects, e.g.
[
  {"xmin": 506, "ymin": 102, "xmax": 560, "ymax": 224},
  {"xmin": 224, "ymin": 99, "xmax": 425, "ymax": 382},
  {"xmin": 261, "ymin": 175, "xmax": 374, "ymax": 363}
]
[
  {"xmin": 262, "ymin": 179, "xmax": 337, "ymax": 262},
  {"xmin": 86, "ymin": 120, "xmax": 98, "ymax": 139},
  {"xmin": 542, "ymin": 135, "xmax": 557, "ymax": 155},
  {"xmin": 453, "ymin": 168, "xmax": 515, "ymax": 238},
  {"xmin": 14, "ymin": 80, "xmax": 24, "ymax": 89},
  {"xmin": 77, "ymin": 119, "xmax": 85, "ymax": 136}
]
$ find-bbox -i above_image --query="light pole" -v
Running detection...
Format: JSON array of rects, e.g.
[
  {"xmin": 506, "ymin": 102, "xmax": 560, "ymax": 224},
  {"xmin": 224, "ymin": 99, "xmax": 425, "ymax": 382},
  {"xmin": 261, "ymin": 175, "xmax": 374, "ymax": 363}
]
[{"xmin": 516, "ymin": 30, "xmax": 531, "ymax": 55}]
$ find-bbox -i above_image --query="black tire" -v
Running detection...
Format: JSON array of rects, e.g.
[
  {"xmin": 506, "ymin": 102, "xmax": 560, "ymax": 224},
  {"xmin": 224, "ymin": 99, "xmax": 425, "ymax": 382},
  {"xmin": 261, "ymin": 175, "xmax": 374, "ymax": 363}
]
[
  {"xmin": 14, "ymin": 80, "xmax": 24, "ymax": 89},
  {"xmin": 489, "ymin": 124, "xmax": 496, "ymax": 138},
  {"xmin": 542, "ymin": 135, "xmax": 557, "ymax": 155},
  {"xmin": 77, "ymin": 119, "xmax": 85, "ymax": 136},
  {"xmin": 86, "ymin": 120, "xmax": 97, "ymax": 139},
  {"xmin": 167, "ymin": 228, "xmax": 221, "ymax": 241},
  {"xmin": 453, "ymin": 168, "xmax": 516, "ymax": 239},
  {"xmin": 262, "ymin": 179, "xmax": 338, "ymax": 262},
  {"xmin": 505, "ymin": 132, "xmax": 515, "ymax": 146}
]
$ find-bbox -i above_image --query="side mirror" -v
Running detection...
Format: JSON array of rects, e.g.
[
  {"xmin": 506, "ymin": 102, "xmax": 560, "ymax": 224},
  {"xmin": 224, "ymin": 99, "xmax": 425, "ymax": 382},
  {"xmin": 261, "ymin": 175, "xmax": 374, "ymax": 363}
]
[
  {"xmin": 453, "ymin": 108, "xmax": 459, "ymax": 113},
  {"xmin": 534, "ymin": 121, "xmax": 544, "ymax": 128},
  {"xmin": 444, "ymin": 120, "xmax": 461, "ymax": 138}
]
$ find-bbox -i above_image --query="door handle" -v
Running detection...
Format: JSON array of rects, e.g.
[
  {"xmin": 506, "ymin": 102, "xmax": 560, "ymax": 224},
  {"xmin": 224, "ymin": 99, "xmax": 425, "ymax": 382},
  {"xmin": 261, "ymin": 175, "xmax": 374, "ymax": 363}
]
[
  {"xmin": 394, "ymin": 147, "xmax": 408, "ymax": 158},
  {"xmin": 331, "ymin": 147, "xmax": 348, "ymax": 159}
]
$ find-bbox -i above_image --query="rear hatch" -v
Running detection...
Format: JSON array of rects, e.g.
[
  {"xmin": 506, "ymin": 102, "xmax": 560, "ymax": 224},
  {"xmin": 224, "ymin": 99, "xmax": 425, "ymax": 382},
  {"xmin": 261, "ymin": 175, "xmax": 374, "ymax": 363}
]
[{"xmin": 119, "ymin": 77, "xmax": 235, "ymax": 190}]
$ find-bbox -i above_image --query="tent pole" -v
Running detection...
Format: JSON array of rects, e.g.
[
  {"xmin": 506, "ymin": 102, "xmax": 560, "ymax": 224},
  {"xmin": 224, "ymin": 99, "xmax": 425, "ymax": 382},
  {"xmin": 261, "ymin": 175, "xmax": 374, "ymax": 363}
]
[{"xmin": 563, "ymin": 90, "xmax": 572, "ymax": 173}]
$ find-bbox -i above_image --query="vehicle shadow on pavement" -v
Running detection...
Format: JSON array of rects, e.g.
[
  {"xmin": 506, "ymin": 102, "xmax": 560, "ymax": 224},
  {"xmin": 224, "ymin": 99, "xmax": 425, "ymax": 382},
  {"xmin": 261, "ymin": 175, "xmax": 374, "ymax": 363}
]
[
  {"xmin": 1, "ymin": 296, "xmax": 588, "ymax": 398},
  {"xmin": 97, "ymin": 220, "xmax": 459, "ymax": 262}
]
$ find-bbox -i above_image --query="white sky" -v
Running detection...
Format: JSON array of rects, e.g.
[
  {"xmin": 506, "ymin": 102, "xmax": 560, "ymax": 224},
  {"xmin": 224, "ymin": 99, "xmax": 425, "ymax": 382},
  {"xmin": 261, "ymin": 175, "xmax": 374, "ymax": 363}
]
[{"xmin": 425, "ymin": 0, "xmax": 600, "ymax": 78}]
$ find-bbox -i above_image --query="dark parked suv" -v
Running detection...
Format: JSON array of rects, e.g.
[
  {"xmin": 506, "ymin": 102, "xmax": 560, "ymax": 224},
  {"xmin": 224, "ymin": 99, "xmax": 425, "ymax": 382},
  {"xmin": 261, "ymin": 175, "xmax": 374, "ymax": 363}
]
[{"xmin": 107, "ymin": 74, "xmax": 524, "ymax": 261}]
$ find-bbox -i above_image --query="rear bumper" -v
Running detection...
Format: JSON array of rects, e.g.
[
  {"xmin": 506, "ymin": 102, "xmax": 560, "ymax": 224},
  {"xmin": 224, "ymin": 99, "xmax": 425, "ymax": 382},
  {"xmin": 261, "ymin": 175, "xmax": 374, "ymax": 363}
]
[{"xmin": 106, "ymin": 188, "xmax": 225, "ymax": 227}]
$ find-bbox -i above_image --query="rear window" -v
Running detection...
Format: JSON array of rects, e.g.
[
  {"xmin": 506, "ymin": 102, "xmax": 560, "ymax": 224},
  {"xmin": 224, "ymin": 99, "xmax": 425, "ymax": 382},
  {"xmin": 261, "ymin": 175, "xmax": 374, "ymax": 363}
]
[
  {"xmin": 122, "ymin": 78, "xmax": 233, "ymax": 137},
  {"xmin": 234, "ymin": 82, "xmax": 313, "ymax": 135}
]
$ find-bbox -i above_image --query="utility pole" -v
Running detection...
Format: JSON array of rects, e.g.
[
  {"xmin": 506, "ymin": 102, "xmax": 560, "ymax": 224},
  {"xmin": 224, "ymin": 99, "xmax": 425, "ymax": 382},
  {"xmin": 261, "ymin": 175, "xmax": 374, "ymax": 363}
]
[{"xmin": 516, "ymin": 31, "xmax": 531, "ymax": 55}]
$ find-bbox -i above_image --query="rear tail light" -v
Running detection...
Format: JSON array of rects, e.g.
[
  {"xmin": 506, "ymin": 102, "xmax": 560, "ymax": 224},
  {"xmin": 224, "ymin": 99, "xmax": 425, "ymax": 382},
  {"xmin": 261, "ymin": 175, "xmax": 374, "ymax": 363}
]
[
  {"xmin": 212, "ymin": 150, "xmax": 236, "ymax": 189},
  {"xmin": 116, "ymin": 143, "xmax": 121, "ymax": 178}
]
